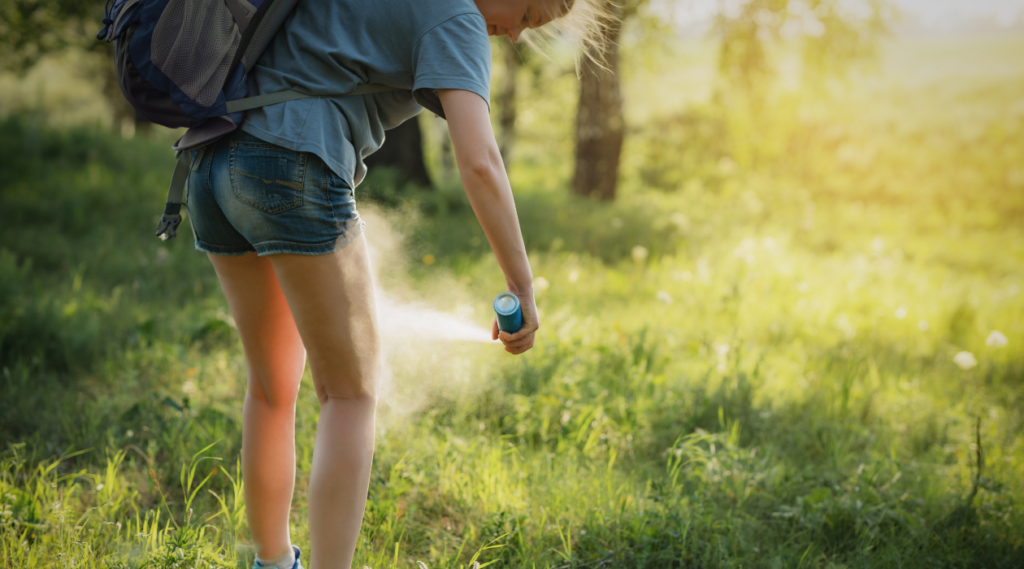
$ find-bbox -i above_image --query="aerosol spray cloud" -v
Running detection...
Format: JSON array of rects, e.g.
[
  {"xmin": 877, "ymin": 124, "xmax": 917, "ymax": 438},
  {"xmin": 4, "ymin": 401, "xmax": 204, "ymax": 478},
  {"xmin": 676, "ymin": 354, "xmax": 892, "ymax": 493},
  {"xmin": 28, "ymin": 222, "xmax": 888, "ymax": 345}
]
[{"xmin": 361, "ymin": 207, "xmax": 500, "ymax": 425}]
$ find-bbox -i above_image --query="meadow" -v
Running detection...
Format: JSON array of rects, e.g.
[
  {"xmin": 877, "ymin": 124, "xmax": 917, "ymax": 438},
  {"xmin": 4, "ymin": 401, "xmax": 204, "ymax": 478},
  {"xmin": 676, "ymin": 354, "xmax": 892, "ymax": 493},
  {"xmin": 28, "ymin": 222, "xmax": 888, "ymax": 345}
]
[{"xmin": 1, "ymin": 36, "xmax": 1023, "ymax": 568}]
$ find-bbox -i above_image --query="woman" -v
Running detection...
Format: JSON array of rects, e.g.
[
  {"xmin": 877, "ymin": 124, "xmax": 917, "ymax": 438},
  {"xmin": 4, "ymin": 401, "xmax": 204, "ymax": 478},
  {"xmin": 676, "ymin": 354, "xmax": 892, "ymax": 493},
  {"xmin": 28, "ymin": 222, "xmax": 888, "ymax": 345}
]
[{"xmin": 184, "ymin": 0, "xmax": 606, "ymax": 567}]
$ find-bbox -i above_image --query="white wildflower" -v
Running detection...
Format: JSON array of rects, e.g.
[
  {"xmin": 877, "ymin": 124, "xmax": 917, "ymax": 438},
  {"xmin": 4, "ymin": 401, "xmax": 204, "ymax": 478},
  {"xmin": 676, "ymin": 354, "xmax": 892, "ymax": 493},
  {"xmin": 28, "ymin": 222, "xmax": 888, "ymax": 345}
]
[
  {"xmin": 533, "ymin": 276, "xmax": 549, "ymax": 292},
  {"xmin": 632, "ymin": 246, "xmax": 649, "ymax": 262},
  {"xmin": 656, "ymin": 291, "xmax": 673, "ymax": 304},
  {"xmin": 918, "ymin": 320, "xmax": 929, "ymax": 332},
  {"xmin": 714, "ymin": 343, "xmax": 730, "ymax": 372},
  {"xmin": 986, "ymin": 330, "xmax": 1008, "ymax": 348},
  {"xmin": 953, "ymin": 351, "xmax": 978, "ymax": 370},
  {"xmin": 894, "ymin": 306, "xmax": 907, "ymax": 320},
  {"xmin": 696, "ymin": 258, "xmax": 712, "ymax": 282},
  {"xmin": 568, "ymin": 270, "xmax": 579, "ymax": 283}
]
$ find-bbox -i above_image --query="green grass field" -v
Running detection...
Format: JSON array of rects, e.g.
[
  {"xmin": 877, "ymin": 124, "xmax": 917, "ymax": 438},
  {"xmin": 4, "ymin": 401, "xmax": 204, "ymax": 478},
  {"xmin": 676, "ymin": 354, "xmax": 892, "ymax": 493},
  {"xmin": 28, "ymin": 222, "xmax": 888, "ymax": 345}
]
[{"xmin": 1, "ymin": 37, "xmax": 1023, "ymax": 568}]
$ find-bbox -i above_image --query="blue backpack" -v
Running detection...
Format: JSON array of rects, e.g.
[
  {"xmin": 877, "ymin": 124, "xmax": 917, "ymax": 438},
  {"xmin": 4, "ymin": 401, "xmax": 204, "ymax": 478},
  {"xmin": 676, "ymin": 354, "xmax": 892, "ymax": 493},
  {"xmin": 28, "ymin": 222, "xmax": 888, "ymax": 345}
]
[{"xmin": 97, "ymin": 0, "xmax": 396, "ymax": 240}]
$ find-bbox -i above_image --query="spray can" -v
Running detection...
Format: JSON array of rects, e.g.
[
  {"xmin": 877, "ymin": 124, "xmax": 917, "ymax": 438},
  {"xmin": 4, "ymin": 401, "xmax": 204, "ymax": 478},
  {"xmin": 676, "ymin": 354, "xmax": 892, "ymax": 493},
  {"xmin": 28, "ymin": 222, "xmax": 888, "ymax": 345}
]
[{"xmin": 493, "ymin": 292, "xmax": 523, "ymax": 334}]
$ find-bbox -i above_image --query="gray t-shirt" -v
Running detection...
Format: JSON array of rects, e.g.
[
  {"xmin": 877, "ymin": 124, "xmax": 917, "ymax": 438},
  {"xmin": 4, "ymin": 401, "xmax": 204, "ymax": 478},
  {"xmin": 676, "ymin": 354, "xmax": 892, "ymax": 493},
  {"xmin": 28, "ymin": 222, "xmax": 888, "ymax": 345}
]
[{"xmin": 240, "ymin": 0, "xmax": 491, "ymax": 186}]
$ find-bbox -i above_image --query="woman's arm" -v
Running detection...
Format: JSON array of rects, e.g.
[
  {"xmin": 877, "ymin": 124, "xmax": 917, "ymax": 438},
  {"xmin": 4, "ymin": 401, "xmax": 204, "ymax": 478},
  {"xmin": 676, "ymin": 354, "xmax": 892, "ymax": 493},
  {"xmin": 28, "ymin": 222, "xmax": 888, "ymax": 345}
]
[{"xmin": 438, "ymin": 88, "xmax": 539, "ymax": 354}]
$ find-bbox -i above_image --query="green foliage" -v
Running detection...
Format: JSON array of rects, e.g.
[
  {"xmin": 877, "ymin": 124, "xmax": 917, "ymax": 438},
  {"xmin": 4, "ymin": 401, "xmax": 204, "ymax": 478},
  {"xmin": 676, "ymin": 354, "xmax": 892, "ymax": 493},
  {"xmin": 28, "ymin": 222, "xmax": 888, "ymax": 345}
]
[
  {"xmin": 0, "ymin": 0, "xmax": 105, "ymax": 72},
  {"xmin": 632, "ymin": 107, "xmax": 731, "ymax": 193},
  {"xmin": 0, "ymin": 247, "xmax": 105, "ymax": 373}
]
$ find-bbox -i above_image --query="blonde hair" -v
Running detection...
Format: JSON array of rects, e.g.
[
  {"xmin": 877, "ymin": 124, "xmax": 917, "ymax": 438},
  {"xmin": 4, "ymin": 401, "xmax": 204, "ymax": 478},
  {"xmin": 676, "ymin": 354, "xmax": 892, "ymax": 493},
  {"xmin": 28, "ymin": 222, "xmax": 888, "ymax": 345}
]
[{"xmin": 522, "ymin": 0, "xmax": 620, "ymax": 60}]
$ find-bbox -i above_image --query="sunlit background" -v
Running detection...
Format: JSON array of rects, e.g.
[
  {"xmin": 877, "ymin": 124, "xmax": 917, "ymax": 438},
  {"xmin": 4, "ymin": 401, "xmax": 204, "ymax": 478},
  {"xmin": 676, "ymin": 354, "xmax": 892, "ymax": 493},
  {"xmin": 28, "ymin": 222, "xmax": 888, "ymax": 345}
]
[
  {"xmin": 0, "ymin": 0, "xmax": 1022, "ymax": 567},
  {"xmin": 661, "ymin": 0, "xmax": 1024, "ymax": 31}
]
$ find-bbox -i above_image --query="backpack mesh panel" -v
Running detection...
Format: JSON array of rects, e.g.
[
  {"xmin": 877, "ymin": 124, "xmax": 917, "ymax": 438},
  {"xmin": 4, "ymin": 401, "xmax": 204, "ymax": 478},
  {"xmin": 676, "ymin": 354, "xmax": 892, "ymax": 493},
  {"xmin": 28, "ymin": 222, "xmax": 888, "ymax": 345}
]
[{"xmin": 151, "ymin": 0, "xmax": 243, "ymax": 107}]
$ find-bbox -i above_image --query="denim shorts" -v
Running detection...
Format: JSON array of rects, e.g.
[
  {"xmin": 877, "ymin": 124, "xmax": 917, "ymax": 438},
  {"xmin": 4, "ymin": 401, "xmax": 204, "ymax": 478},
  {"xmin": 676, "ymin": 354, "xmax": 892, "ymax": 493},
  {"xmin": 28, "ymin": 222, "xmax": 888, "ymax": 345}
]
[{"xmin": 185, "ymin": 130, "xmax": 363, "ymax": 256}]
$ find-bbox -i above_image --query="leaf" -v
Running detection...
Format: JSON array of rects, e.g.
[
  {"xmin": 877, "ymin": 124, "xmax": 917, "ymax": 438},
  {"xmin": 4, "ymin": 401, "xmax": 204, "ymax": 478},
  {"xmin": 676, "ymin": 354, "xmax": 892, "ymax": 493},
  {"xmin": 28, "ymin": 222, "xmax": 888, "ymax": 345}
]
[{"xmin": 805, "ymin": 487, "xmax": 833, "ymax": 506}]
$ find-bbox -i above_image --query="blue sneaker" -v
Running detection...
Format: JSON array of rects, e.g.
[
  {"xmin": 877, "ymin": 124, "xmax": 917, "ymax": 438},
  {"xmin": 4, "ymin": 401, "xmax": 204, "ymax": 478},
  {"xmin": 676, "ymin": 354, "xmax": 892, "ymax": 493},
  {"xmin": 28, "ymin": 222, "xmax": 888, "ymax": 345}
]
[{"xmin": 253, "ymin": 545, "xmax": 303, "ymax": 569}]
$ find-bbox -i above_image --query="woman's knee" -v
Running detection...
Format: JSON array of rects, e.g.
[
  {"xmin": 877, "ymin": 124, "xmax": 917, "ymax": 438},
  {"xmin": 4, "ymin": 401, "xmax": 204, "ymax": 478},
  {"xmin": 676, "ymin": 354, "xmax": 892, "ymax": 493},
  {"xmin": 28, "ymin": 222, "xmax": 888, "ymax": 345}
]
[
  {"xmin": 247, "ymin": 370, "xmax": 303, "ymax": 410},
  {"xmin": 311, "ymin": 360, "xmax": 380, "ymax": 404},
  {"xmin": 313, "ymin": 369, "xmax": 379, "ymax": 404},
  {"xmin": 315, "ymin": 385, "xmax": 377, "ymax": 406},
  {"xmin": 306, "ymin": 333, "xmax": 380, "ymax": 404}
]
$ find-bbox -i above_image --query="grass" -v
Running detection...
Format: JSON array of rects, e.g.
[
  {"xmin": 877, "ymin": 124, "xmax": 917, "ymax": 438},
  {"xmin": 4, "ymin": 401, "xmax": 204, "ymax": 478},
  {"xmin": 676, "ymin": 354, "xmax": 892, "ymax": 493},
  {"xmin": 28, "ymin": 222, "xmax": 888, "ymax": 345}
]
[{"xmin": 1, "ymin": 37, "xmax": 1023, "ymax": 568}]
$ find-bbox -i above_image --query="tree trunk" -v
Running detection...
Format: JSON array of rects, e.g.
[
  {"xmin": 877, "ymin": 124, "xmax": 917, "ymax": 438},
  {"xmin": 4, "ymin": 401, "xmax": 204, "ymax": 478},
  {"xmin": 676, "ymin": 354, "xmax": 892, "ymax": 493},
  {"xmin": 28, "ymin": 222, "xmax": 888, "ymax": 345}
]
[
  {"xmin": 365, "ymin": 117, "xmax": 433, "ymax": 188},
  {"xmin": 439, "ymin": 118, "xmax": 455, "ymax": 185},
  {"xmin": 572, "ymin": 1, "xmax": 624, "ymax": 201},
  {"xmin": 498, "ymin": 40, "xmax": 520, "ymax": 169}
]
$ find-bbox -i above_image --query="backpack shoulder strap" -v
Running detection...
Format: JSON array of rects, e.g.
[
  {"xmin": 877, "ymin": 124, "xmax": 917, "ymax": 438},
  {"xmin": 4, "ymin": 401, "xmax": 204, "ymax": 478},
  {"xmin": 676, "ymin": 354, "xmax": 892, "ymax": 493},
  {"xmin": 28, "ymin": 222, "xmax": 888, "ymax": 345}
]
[{"xmin": 224, "ymin": 0, "xmax": 301, "ymax": 91}]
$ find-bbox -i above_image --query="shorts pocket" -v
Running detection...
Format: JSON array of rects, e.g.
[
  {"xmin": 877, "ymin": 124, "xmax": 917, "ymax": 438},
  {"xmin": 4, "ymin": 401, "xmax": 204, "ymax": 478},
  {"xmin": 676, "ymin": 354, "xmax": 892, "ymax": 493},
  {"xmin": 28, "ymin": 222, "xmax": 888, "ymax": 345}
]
[{"xmin": 229, "ymin": 141, "xmax": 305, "ymax": 214}]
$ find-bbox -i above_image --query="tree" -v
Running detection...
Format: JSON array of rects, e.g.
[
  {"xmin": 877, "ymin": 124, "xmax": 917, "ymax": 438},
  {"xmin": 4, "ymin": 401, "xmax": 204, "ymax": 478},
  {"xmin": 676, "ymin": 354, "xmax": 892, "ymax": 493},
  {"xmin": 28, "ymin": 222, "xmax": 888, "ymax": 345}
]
[
  {"xmin": 572, "ymin": 0, "xmax": 626, "ymax": 201},
  {"xmin": 497, "ymin": 39, "xmax": 521, "ymax": 168}
]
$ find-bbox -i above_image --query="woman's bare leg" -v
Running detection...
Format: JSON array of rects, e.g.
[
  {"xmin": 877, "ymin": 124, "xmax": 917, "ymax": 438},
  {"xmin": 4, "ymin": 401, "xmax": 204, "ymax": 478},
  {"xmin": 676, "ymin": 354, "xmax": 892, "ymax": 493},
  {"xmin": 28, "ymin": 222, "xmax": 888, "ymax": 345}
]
[
  {"xmin": 268, "ymin": 234, "xmax": 381, "ymax": 569},
  {"xmin": 207, "ymin": 253, "xmax": 306, "ymax": 563}
]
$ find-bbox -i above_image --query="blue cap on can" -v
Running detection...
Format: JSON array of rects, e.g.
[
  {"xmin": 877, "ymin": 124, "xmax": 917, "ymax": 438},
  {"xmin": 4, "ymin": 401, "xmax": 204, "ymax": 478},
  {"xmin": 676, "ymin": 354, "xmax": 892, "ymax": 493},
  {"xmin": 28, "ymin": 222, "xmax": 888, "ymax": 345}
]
[{"xmin": 493, "ymin": 292, "xmax": 523, "ymax": 333}]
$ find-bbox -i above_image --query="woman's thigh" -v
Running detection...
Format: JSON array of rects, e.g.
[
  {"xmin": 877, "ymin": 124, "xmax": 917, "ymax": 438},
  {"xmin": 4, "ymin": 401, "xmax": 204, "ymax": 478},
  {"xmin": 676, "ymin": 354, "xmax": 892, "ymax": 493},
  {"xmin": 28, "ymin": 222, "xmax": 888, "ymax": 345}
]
[
  {"xmin": 206, "ymin": 253, "xmax": 306, "ymax": 405},
  {"xmin": 268, "ymin": 234, "xmax": 381, "ymax": 402}
]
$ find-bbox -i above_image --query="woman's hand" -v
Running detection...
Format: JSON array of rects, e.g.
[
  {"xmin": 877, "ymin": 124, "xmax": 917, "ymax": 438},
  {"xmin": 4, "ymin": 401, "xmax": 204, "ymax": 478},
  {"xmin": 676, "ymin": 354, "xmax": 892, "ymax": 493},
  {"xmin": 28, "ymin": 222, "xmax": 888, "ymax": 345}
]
[
  {"xmin": 439, "ymin": 88, "xmax": 539, "ymax": 355},
  {"xmin": 491, "ymin": 289, "xmax": 539, "ymax": 355}
]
